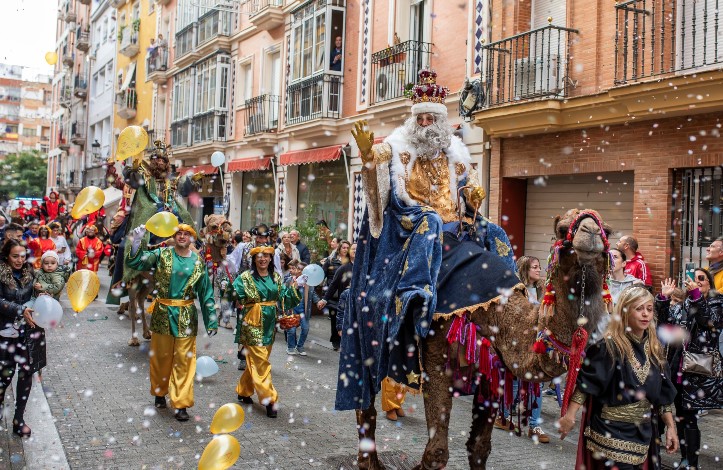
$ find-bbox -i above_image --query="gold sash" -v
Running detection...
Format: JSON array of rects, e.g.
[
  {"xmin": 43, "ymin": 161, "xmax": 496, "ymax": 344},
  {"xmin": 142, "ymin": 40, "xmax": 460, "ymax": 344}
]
[
  {"xmin": 147, "ymin": 297, "xmax": 194, "ymax": 314},
  {"xmin": 243, "ymin": 301, "xmax": 277, "ymax": 327}
]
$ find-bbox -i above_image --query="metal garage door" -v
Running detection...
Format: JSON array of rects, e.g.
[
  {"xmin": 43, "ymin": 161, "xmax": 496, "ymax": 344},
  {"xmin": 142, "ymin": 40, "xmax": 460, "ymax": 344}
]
[{"xmin": 524, "ymin": 172, "xmax": 634, "ymax": 267}]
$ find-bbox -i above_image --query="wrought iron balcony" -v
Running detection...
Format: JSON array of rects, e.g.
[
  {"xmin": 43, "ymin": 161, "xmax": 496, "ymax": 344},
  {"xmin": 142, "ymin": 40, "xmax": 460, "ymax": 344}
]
[
  {"xmin": 146, "ymin": 45, "xmax": 169, "ymax": 84},
  {"xmin": 285, "ymin": 74, "xmax": 342, "ymax": 126},
  {"xmin": 119, "ymin": 27, "xmax": 140, "ymax": 58},
  {"xmin": 58, "ymin": 129, "xmax": 70, "ymax": 150},
  {"xmin": 614, "ymin": 0, "xmax": 723, "ymax": 84},
  {"xmin": 62, "ymin": 52, "xmax": 75, "ymax": 67},
  {"xmin": 249, "ymin": 0, "xmax": 284, "ymax": 31},
  {"xmin": 71, "ymin": 121, "xmax": 86, "ymax": 146},
  {"xmin": 74, "ymin": 75, "xmax": 88, "ymax": 99},
  {"xmin": 370, "ymin": 40, "xmax": 433, "ymax": 105},
  {"xmin": 76, "ymin": 29, "xmax": 90, "ymax": 52},
  {"xmin": 59, "ymin": 85, "xmax": 73, "ymax": 108},
  {"xmin": 244, "ymin": 95, "xmax": 280, "ymax": 136},
  {"xmin": 116, "ymin": 87, "xmax": 137, "ymax": 119},
  {"xmin": 480, "ymin": 22, "xmax": 578, "ymax": 108}
]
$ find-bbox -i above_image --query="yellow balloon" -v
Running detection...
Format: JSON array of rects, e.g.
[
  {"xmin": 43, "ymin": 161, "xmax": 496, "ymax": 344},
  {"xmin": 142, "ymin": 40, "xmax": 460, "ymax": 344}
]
[
  {"xmin": 116, "ymin": 126, "xmax": 149, "ymax": 161},
  {"xmin": 70, "ymin": 186, "xmax": 105, "ymax": 219},
  {"xmin": 66, "ymin": 270, "xmax": 100, "ymax": 313},
  {"xmin": 45, "ymin": 52, "xmax": 58, "ymax": 66},
  {"xmin": 198, "ymin": 435, "xmax": 240, "ymax": 470},
  {"xmin": 210, "ymin": 403, "xmax": 245, "ymax": 434},
  {"xmin": 145, "ymin": 212, "xmax": 179, "ymax": 238}
]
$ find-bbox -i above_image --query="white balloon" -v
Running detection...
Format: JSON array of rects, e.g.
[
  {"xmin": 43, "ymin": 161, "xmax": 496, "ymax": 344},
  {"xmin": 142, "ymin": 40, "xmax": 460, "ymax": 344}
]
[
  {"xmin": 33, "ymin": 295, "xmax": 63, "ymax": 329},
  {"xmin": 210, "ymin": 151, "xmax": 226, "ymax": 168},
  {"xmin": 196, "ymin": 355, "xmax": 219, "ymax": 378},
  {"xmin": 302, "ymin": 264, "xmax": 325, "ymax": 287}
]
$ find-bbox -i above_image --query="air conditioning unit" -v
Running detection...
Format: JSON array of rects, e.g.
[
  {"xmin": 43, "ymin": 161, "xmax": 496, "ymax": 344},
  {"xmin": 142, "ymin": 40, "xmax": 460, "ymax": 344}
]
[
  {"xmin": 514, "ymin": 55, "xmax": 561, "ymax": 99},
  {"xmin": 375, "ymin": 68, "xmax": 397, "ymax": 102}
]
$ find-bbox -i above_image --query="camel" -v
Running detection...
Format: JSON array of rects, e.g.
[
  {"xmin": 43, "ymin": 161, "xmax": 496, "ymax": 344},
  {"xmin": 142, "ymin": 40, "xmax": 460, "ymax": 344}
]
[
  {"xmin": 199, "ymin": 214, "xmax": 234, "ymax": 328},
  {"xmin": 355, "ymin": 208, "xmax": 611, "ymax": 470}
]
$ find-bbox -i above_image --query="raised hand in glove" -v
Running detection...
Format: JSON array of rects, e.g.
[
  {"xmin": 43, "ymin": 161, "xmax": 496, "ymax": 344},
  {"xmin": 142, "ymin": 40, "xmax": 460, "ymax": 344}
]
[
  {"xmin": 351, "ymin": 120, "xmax": 374, "ymax": 164},
  {"xmin": 129, "ymin": 225, "xmax": 147, "ymax": 255}
]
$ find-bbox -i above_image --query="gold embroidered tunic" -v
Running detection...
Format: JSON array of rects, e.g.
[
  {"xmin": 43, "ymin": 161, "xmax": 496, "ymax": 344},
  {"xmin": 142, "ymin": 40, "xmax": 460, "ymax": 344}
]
[
  {"xmin": 572, "ymin": 333, "xmax": 676, "ymax": 466},
  {"xmin": 405, "ymin": 153, "xmax": 458, "ymax": 223}
]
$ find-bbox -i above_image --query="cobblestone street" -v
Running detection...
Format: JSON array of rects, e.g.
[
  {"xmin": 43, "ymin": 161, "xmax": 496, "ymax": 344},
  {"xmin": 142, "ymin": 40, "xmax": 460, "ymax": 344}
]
[{"xmin": 0, "ymin": 269, "xmax": 719, "ymax": 469}]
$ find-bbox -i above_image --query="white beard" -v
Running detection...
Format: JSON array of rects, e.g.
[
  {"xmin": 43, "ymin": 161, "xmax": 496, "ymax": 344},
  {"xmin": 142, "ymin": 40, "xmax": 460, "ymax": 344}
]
[{"xmin": 401, "ymin": 114, "xmax": 454, "ymax": 157}]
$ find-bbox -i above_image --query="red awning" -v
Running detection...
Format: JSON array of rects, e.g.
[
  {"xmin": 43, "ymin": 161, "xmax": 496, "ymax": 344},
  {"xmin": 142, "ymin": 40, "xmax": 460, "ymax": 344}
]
[
  {"xmin": 175, "ymin": 164, "xmax": 218, "ymax": 175},
  {"xmin": 279, "ymin": 145, "xmax": 342, "ymax": 166},
  {"xmin": 227, "ymin": 156, "xmax": 272, "ymax": 173}
]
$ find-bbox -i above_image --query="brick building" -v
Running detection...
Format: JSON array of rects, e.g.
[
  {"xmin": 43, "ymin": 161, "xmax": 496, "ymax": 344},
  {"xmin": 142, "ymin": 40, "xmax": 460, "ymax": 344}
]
[{"xmin": 473, "ymin": 0, "xmax": 723, "ymax": 282}]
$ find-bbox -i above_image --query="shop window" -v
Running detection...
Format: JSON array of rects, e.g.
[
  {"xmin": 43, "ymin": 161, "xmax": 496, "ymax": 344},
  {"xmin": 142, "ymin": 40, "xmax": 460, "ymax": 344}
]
[
  {"xmin": 241, "ymin": 170, "xmax": 276, "ymax": 230},
  {"xmin": 297, "ymin": 158, "xmax": 349, "ymax": 234}
]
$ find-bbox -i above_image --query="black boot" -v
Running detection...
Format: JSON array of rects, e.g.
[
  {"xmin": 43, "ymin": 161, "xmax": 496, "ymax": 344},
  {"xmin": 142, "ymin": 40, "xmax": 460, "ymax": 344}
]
[
  {"xmin": 175, "ymin": 408, "xmax": 190, "ymax": 421},
  {"xmin": 266, "ymin": 403, "xmax": 277, "ymax": 418},
  {"xmin": 237, "ymin": 349, "xmax": 246, "ymax": 370},
  {"xmin": 12, "ymin": 419, "xmax": 31, "ymax": 437},
  {"xmin": 155, "ymin": 396, "xmax": 167, "ymax": 409},
  {"xmin": 676, "ymin": 421, "xmax": 687, "ymax": 466},
  {"xmin": 238, "ymin": 395, "xmax": 253, "ymax": 404},
  {"xmin": 685, "ymin": 428, "xmax": 701, "ymax": 468}
]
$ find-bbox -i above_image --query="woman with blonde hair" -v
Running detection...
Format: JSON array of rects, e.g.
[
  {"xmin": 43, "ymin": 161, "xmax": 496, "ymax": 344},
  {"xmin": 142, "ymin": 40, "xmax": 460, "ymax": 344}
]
[{"xmin": 559, "ymin": 286, "xmax": 679, "ymax": 469}]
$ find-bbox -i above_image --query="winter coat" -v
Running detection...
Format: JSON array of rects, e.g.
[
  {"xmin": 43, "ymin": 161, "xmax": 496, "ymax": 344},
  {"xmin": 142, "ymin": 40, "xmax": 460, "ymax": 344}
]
[
  {"xmin": 34, "ymin": 268, "xmax": 69, "ymax": 300},
  {"xmin": 656, "ymin": 291, "xmax": 723, "ymax": 409},
  {"xmin": 0, "ymin": 262, "xmax": 46, "ymax": 373}
]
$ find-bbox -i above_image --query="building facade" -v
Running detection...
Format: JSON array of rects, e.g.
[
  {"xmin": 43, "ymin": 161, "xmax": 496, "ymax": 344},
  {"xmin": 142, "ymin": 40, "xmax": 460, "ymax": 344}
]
[
  {"xmin": 48, "ymin": 0, "xmax": 93, "ymax": 200},
  {"xmin": 473, "ymin": 0, "xmax": 723, "ymax": 282},
  {"xmin": 0, "ymin": 65, "xmax": 52, "ymax": 159},
  {"xmin": 85, "ymin": 0, "xmax": 117, "ymax": 188}
]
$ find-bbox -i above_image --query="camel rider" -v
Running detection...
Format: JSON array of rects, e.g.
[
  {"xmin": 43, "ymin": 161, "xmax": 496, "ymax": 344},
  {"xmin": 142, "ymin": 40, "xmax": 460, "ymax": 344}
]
[
  {"xmin": 127, "ymin": 223, "xmax": 218, "ymax": 422},
  {"xmin": 336, "ymin": 68, "xmax": 518, "ymax": 412}
]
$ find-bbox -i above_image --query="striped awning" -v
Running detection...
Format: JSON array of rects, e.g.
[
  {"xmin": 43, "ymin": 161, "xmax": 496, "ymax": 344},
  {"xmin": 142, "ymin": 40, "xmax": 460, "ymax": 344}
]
[{"xmin": 279, "ymin": 145, "xmax": 342, "ymax": 166}]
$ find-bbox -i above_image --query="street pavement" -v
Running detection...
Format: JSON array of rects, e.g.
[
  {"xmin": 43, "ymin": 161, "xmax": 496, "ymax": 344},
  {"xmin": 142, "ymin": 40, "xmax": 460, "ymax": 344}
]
[{"xmin": 0, "ymin": 267, "xmax": 721, "ymax": 469}]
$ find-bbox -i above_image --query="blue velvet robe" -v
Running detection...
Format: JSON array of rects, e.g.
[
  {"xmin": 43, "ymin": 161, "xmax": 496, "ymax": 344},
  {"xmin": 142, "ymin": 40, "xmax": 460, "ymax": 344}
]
[{"xmin": 335, "ymin": 167, "xmax": 517, "ymax": 411}]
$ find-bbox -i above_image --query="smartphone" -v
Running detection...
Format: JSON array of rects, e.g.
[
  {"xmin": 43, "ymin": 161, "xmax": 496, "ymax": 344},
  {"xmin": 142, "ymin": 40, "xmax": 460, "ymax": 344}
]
[{"xmin": 686, "ymin": 270, "xmax": 695, "ymax": 281}]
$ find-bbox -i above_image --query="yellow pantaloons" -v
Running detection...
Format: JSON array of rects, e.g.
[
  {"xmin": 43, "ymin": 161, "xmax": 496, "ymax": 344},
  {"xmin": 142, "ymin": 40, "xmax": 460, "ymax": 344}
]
[
  {"xmin": 149, "ymin": 333, "xmax": 197, "ymax": 409},
  {"xmin": 236, "ymin": 344, "xmax": 278, "ymax": 405},
  {"xmin": 381, "ymin": 377, "xmax": 406, "ymax": 412}
]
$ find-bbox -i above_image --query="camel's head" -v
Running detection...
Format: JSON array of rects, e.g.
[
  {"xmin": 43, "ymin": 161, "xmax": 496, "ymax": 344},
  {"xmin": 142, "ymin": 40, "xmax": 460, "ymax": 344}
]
[
  {"xmin": 202, "ymin": 214, "xmax": 233, "ymax": 248},
  {"xmin": 553, "ymin": 209, "xmax": 611, "ymax": 265}
]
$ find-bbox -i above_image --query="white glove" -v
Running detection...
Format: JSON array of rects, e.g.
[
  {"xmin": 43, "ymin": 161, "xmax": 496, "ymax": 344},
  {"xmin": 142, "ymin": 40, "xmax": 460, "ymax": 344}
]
[
  {"xmin": 130, "ymin": 225, "xmax": 147, "ymax": 255},
  {"xmin": 296, "ymin": 275, "xmax": 307, "ymax": 288}
]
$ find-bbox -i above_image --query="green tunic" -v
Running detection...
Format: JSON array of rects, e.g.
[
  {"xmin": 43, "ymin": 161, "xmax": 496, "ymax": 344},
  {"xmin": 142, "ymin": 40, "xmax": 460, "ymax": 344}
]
[
  {"xmin": 232, "ymin": 271, "xmax": 300, "ymax": 346},
  {"xmin": 127, "ymin": 247, "xmax": 217, "ymax": 337}
]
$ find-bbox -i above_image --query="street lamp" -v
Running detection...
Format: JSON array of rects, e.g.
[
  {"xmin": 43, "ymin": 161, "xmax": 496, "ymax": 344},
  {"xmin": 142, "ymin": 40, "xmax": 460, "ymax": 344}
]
[{"xmin": 91, "ymin": 139, "xmax": 101, "ymax": 165}]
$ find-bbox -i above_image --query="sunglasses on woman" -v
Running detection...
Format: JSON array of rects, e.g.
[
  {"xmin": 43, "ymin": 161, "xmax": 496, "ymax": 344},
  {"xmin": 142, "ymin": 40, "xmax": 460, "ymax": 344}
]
[{"xmin": 696, "ymin": 274, "xmax": 708, "ymax": 282}]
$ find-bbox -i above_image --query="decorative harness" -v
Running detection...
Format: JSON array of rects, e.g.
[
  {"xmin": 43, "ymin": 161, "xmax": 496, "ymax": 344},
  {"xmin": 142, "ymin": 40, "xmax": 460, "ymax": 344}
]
[{"xmin": 532, "ymin": 210, "xmax": 612, "ymax": 415}]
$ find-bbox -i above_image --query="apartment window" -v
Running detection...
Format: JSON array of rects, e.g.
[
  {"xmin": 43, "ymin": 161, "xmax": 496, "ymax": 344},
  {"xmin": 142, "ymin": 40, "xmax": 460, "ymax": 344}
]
[
  {"xmin": 239, "ymin": 61, "xmax": 252, "ymax": 102},
  {"xmin": 192, "ymin": 55, "xmax": 231, "ymax": 143},
  {"xmin": 289, "ymin": 1, "xmax": 346, "ymax": 81},
  {"xmin": 197, "ymin": 9, "xmax": 233, "ymax": 46},
  {"xmin": 22, "ymin": 128, "xmax": 37, "ymax": 137},
  {"xmin": 97, "ymin": 69, "xmax": 105, "ymax": 97},
  {"xmin": 176, "ymin": 25, "xmax": 195, "ymax": 58},
  {"xmin": 132, "ymin": 2, "xmax": 140, "ymax": 21},
  {"xmin": 176, "ymin": 0, "xmax": 195, "ymax": 30},
  {"xmin": 102, "ymin": 18, "xmax": 108, "ymax": 43},
  {"xmin": 171, "ymin": 68, "xmax": 193, "ymax": 147},
  {"xmin": 92, "ymin": 72, "xmax": 99, "ymax": 97},
  {"xmin": 105, "ymin": 63, "xmax": 114, "ymax": 90}
]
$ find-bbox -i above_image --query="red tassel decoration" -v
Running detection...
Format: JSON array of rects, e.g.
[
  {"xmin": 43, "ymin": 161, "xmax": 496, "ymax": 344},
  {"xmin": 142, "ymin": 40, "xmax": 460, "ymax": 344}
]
[
  {"xmin": 479, "ymin": 338, "xmax": 491, "ymax": 377},
  {"xmin": 541, "ymin": 282, "xmax": 556, "ymax": 306},
  {"xmin": 532, "ymin": 340, "xmax": 547, "ymax": 354},
  {"xmin": 561, "ymin": 326, "xmax": 589, "ymax": 417}
]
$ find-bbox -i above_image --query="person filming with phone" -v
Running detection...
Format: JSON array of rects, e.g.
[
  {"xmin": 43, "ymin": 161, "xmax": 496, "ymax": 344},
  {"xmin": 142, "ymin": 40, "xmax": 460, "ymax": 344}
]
[{"xmin": 655, "ymin": 268, "xmax": 723, "ymax": 468}]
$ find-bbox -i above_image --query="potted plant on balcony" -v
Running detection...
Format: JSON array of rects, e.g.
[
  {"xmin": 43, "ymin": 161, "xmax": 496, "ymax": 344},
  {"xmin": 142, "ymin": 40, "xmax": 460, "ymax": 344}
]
[
  {"xmin": 117, "ymin": 25, "xmax": 125, "ymax": 42},
  {"xmin": 132, "ymin": 19, "xmax": 140, "ymax": 32}
]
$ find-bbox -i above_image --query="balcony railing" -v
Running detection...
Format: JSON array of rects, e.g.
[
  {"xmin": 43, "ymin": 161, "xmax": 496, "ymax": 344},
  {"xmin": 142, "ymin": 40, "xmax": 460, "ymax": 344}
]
[
  {"xmin": 119, "ymin": 27, "xmax": 140, "ymax": 57},
  {"xmin": 71, "ymin": 121, "xmax": 86, "ymax": 145},
  {"xmin": 614, "ymin": 0, "xmax": 723, "ymax": 84},
  {"xmin": 59, "ymin": 85, "xmax": 73, "ymax": 108},
  {"xmin": 76, "ymin": 29, "xmax": 90, "ymax": 52},
  {"xmin": 285, "ymin": 74, "xmax": 342, "ymax": 126},
  {"xmin": 197, "ymin": 9, "xmax": 234, "ymax": 47},
  {"xmin": 74, "ymin": 75, "xmax": 88, "ymax": 98},
  {"xmin": 370, "ymin": 40, "xmax": 433, "ymax": 104},
  {"xmin": 146, "ymin": 46, "xmax": 168, "ymax": 79},
  {"xmin": 480, "ymin": 23, "xmax": 578, "ymax": 108},
  {"xmin": 249, "ymin": 0, "xmax": 284, "ymax": 30},
  {"xmin": 244, "ymin": 95, "xmax": 280, "ymax": 136},
  {"xmin": 116, "ymin": 87, "xmax": 137, "ymax": 119},
  {"xmin": 62, "ymin": 52, "xmax": 75, "ymax": 67},
  {"xmin": 110, "ymin": 0, "xmax": 126, "ymax": 8}
]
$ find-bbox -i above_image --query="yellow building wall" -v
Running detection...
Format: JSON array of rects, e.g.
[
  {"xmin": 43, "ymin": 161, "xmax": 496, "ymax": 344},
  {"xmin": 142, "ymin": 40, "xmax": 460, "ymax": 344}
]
[{"xmin": 115, "ymin": 0, "xmax": 156, "ymax": 137}]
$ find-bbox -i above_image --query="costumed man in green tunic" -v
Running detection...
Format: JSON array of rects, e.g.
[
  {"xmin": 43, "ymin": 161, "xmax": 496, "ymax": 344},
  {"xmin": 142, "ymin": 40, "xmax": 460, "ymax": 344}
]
[
  {"xmin": 230, "ymin": 244, "xmax": 300, "ymax": 418},
  {"xmin": 127, "ymin": 223, "xmax": 218, "ymax": 422}
]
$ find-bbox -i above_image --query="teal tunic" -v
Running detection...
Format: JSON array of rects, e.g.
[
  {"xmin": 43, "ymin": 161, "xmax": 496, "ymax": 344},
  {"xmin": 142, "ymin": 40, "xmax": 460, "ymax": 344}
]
[
  {"xmin": 231, "ymin": 271, "xmax": 300, "ymax": 346},
  {"xmin": 127, "ymin": 247, "xmax": 218, "ymax": 337}
]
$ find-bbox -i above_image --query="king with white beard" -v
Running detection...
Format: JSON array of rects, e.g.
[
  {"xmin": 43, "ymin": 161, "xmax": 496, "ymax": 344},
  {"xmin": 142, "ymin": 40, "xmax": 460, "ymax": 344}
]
[{"xmin": 335, "ymin": 69, "xmax": 519, "ymax": 412}]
